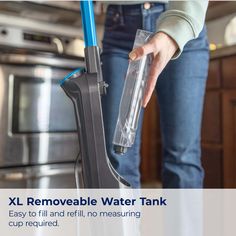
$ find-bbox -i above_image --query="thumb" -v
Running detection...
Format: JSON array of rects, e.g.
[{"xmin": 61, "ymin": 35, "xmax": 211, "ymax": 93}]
[{"xmin": 129, "ymin": 43, "xmax": 154, "ymax": 61}]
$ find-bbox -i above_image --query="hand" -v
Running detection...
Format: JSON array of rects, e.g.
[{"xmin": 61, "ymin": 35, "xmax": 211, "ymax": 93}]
[{"xmin": 129, "ymin": 32, "xmax": 178, "ymax": 107}]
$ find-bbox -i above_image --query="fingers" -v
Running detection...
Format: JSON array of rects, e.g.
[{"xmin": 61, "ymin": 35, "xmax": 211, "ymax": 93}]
[
  {"xmin": 128, "ymin": 32, "xmax": 177, "ymax": 107},
  {"xmin": 142, "ymin": 55, "xmax": 164, "ymax": 108},
  {"xmin": 129, "ymin": 41, "xmax": 156, "ymax": 61}
]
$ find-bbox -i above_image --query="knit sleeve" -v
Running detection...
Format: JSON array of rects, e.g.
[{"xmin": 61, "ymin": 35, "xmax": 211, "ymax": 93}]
[{"xmin": 156, "ymin": 0, "xmax": 208, "ymax": 59}]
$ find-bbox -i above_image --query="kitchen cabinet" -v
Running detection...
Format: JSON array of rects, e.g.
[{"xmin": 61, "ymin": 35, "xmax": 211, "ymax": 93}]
[
  {"xmin": 222, "ymin": 91, "xmax": 236, "ymax": 187},
  {"xmin": 141, "ymin": 45, "xmax": 236, "ymax": 188}
]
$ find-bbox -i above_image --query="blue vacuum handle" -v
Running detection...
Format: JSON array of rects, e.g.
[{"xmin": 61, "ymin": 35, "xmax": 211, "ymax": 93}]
[
  {"xmin": 80, "ymin": 0, "xmax": 104, "ymax": 84},
  {"xmin": 80, "ymin": 0, "xmax": 97, "ymax": 47}
]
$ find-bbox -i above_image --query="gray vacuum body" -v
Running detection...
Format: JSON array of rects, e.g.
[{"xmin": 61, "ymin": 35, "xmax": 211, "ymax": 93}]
[{"xmin": 61, "ymin": 71, "xmax": 130, "ymax": 188}]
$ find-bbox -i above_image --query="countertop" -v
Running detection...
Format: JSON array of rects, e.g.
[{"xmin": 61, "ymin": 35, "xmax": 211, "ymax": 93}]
[{"xmin": 210, "ymin": 45, "xmax": 236, "ymax": 60}]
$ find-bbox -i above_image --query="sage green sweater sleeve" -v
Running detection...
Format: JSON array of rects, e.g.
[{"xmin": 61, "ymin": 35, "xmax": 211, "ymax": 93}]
[{"xmin": 156, "ymin": 0, "xmax": 209, "ymax": 58}]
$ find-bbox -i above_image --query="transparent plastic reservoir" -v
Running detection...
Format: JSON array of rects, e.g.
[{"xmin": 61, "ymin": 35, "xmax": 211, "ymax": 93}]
[{"xmin": 113, "ymin": 29, "xmax": 153, "ymax": 154}]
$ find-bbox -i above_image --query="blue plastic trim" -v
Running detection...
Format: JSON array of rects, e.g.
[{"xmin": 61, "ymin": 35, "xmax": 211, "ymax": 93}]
[
  {"xmin": 60, "ymin": 68, "xmax": 84, "ymax": 85},
  {"xmin": 80, "ymin": 0, "xmax": 97, "ymax": 47}
]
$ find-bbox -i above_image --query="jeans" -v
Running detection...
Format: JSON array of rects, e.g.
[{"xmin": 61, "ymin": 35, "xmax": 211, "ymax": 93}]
[{"xmin": 101, "ymin": 3, "xmax": 209, "ymax": 188}]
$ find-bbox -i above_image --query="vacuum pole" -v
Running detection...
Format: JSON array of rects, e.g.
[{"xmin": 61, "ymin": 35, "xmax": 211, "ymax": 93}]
[
  {"xmin": 80, "ymin": 0, "xmax": 104, "ymax": 86},
  {"xmin": 80, "ymin": 0, "xmax": 97, "ymax": 48}
]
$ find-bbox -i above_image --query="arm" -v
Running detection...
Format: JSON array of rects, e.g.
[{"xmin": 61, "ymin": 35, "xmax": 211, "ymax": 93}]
[
  {"xmin": 157, "ymin": 0, "xmax": 209, "ymax": 58},
  {"xmin": 129, "ymin": 0, "xmax": 209, "ymax": 107}
]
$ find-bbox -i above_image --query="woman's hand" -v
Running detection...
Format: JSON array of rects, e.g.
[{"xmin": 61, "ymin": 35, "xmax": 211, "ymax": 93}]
[{"xmin": 129, "ymin": 32, "xmax": 178, "ymax": 107}]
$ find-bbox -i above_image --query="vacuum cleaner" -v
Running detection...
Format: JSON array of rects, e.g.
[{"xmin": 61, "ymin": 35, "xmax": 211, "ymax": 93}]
[
  {"xmin": 61, "ymin": 0, "xmax": 152, "ymax": 189},
  {"xmin": 61, "ymin": 0, "xmax": 130, "ymax": 188}
]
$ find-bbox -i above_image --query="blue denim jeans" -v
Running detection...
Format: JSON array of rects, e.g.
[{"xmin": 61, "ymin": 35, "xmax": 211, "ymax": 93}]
[{"xmin": 101, "ymin": 3, "xmax": 209, "ymax": 188}]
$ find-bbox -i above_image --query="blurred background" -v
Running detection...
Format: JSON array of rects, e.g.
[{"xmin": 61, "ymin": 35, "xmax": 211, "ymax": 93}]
[{"xmin": 0, "ymin": 1, "xmax": 236, "ymax": 188}]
